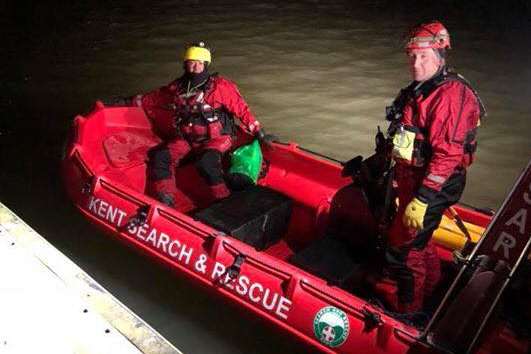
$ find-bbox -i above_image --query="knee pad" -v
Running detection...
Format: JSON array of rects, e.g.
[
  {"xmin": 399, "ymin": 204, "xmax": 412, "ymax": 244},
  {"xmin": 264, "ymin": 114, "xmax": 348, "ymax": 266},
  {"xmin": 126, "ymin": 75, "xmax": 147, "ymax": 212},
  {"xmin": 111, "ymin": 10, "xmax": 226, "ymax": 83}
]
[
  {"xmin": 196, "ymin": 149, "xmax": 224, "ymax": 185},
  {"xmin": 148, "ymin": 146, "xmax": 172, "ymax": 181}
]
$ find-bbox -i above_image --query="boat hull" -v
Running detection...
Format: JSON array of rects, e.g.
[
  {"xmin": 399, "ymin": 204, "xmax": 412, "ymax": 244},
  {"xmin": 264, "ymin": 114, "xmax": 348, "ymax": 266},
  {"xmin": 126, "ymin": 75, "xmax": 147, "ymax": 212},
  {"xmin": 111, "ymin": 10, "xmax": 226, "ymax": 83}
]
[{"xmin": 63, "ymin": 103, "xmax": 520, "ymax": 354}]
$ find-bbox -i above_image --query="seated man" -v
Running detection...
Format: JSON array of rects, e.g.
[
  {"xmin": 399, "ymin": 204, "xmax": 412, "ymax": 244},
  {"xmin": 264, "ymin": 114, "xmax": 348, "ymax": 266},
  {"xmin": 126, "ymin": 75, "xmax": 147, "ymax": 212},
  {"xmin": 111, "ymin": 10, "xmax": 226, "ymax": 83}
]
[{"xmin": 106, "ymin": 41, "xmax": 270, "ymax": 211}]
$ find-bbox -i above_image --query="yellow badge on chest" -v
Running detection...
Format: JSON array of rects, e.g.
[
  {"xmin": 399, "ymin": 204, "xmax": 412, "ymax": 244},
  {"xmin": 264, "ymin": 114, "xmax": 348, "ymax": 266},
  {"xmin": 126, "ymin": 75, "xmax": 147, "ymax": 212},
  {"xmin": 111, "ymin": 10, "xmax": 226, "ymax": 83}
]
[{"xmin": 392, "ymin": 127, "xmax": 416, "ymax": 162}]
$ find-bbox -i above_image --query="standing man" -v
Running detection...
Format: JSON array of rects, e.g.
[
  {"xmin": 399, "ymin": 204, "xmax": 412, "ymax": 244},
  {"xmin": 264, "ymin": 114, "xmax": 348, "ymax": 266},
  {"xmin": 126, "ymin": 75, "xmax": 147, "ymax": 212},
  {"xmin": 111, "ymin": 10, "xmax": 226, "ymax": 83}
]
[
  {"xmin": 384, "ymin": 21, "xmax": 486, "ymax": 313},
  {"xmin": 110, "ymin": 41, "xmax": 268, "ymax": 211}
]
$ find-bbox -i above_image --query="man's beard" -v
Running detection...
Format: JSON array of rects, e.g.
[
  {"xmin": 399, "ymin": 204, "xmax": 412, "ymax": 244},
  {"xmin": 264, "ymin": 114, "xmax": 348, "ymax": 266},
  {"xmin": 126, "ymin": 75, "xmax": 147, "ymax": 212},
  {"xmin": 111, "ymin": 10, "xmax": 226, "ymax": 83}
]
[{"xmin": 185, "ymin": 68, "xmax": 210, "ymax": 88}]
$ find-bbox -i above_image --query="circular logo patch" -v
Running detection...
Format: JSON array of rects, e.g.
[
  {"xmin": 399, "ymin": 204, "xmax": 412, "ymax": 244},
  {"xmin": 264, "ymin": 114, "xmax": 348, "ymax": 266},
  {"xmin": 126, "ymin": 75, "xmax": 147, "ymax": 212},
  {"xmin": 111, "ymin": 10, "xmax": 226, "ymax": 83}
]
[{"xmin": 313, "ymin": 306, "xmax": 350, "ymax": 347}]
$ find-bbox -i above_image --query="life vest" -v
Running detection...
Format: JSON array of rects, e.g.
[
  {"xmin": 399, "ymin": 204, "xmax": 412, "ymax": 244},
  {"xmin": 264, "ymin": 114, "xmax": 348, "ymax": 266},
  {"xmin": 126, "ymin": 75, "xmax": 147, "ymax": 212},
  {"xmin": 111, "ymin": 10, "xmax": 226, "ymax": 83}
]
[
  {"xmin": 386, "ymin": 68, "xmax": 486, "ymax": 167},
  {"xmin": 173, "ymin": 74, "xmax": 235, "ymax": 144}
]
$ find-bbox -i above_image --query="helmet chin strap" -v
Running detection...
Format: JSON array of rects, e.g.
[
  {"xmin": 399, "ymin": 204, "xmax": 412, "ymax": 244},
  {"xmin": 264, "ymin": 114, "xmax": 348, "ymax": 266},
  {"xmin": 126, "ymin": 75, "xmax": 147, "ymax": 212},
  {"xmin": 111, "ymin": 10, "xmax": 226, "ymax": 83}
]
[{"xmin": 435, "ymin": 60, "xmax": 446, "ymax": 77}]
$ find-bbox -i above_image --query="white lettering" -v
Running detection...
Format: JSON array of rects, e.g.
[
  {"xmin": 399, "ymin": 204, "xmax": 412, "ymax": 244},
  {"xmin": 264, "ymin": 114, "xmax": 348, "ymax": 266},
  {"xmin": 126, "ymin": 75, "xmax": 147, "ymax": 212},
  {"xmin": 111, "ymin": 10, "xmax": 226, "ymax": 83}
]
[
  {"xmin": 493, "ymin": 231, "xmax": 517, "ymax": 259},
  {"xmin": 211, "ymin": 262, "xmax": 226, "ymax": 279},
  {"xmin": 106, "ymin": 205, "xmax": 118, "ymax": 224},
  {"xmin": 179, "ymin": 245, "xmax": 193, "ymax": 264},
  {"xmin": 262, "ymin": 288, "xmax": 279, "ymax": 310},
  {"xmin": 505, "ymin": 209, "xmax": 527, "ymax": 235},
  {"xmin": 127, "ymin": 224, "xmax": 137, "ymax": 234},
  {"xmin": 236, "ymin": 275, "xmax": 250, "ymax": 296},
  {"xmin": 224, "ymin": 273, "xmax": 235, "ymax": 289},
  {"xmin": 194, "ymin": 254, "xmax": 207, "ymax": 274},
  {"xmin": 136, "ymin": 224, "xmax": 148, "ymax": 240},
  {"xmin": 168, "ymin": 240, "xmax": 181, "ymax": 257},
  {"xmin": 97, "ymin": 200, "xmax": 109, "ymax": 218},
  {"xmin": 116, "ymin": 210, "xmax": 127, "ymax": 227},
  {"xmin": 88, "ymin": 196, "xmax": 99, "ymax": 213},
  {"xmin": 275, "ymin": 297, "xmax": 292, "ymax": 320},
  {"xmin": 85, "ymin": 198, "xmax": 297, "ymax": 320},
  {"xmin": 145, "ymin": 228, "xmax": 158, "ymax": 247},
  {"xmin": 249, "ymin": 283, "xmax": 263, "ymax": 303},
  {"xmin": 87, "ymin": 198, "xmax": 129, "ymax": 227},
  {"xmin": 157, "ymin": 233, "xmax": 170, "ymax": 253}
]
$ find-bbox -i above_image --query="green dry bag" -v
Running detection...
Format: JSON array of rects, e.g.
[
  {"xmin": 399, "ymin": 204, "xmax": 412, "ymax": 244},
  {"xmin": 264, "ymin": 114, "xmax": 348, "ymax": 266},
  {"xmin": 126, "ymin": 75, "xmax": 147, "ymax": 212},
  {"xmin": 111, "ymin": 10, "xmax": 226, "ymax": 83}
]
[{"xmin": 229, "ymin": 139, "xmax": 263, "ymax": 184}]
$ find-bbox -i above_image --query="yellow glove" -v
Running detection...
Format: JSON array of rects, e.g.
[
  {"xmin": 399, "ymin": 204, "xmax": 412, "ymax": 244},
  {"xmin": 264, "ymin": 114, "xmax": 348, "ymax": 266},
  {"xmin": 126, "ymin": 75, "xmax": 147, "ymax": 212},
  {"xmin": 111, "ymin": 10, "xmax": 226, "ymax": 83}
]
[{"xmin": 403, "ymin": 197, "xmax": 428, "ymax": 230}]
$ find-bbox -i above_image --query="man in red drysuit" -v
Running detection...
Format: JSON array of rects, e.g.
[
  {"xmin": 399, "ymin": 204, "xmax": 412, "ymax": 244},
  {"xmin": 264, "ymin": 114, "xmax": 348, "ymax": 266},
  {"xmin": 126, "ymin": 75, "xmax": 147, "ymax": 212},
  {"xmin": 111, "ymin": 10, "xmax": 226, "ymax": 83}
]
[
  {"xmin": 384, "ymin": 21, "xmax": 486, "ymax": 313},
  {"xmin": 109, "ymin": 41, "xmax": 270, "ymax": 211}
]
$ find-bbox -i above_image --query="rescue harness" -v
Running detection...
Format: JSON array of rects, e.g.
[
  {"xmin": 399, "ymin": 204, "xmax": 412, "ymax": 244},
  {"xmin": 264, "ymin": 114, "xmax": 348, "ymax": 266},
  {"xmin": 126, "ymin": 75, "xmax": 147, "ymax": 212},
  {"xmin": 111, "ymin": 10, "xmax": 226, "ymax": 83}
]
[
  {"xmin": 386, "ymin": 67, "xmax": 486, "ymax": 167},
  {"xmin": 173, "ymin": 74, "xmax": 235, "ymax": 143}
]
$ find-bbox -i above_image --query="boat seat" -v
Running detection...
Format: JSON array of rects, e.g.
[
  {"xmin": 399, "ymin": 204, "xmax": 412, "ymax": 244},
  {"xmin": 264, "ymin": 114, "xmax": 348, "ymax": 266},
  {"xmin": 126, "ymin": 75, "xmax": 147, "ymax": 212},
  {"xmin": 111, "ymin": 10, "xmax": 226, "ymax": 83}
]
[
  {"xmin": 193, "ymin": 185, "xmax": 292, "ymax": 250},
  {"xmin": 102, "ymin": 131, "xmax": 158, "ymax": 169},
  {"xmin": 290, "ymin": 182, "xmax": 383, "ymax": 291},
  {"xmin": 290, "ymin": 236, "xmax": 369, "ymax": 290},
  {"xmin": 291, "ymin": 236, "xmax": 401, "ymax": 308}
]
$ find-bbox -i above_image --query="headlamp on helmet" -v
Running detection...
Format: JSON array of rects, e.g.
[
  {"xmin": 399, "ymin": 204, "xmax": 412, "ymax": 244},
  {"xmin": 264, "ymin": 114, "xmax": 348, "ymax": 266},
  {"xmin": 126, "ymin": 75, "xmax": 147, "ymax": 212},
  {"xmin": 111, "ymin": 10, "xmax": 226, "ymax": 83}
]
[
  {"xmin": 405, "ymin": 21, "xmax": 451, "ymax": 51},
  {"xmin": 183, "ymin": 41, "xmax": 212, "ymax": 64}
]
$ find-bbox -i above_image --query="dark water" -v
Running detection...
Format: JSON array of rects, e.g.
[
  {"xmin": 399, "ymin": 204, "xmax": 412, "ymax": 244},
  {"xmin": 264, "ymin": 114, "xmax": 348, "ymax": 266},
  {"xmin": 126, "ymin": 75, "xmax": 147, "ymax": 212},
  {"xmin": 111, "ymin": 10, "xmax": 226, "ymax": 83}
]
[{"xmin": 2, "ymin": 1, "xmax": 530, "ymax": 353}]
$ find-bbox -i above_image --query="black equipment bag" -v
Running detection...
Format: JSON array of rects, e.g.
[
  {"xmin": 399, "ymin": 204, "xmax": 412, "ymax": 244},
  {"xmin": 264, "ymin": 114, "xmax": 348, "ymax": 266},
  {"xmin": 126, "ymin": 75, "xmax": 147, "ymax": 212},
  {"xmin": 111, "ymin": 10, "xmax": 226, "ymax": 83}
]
[{"xmin": 193, "ymin": 185, "xmax": 292, "ymax": 250}]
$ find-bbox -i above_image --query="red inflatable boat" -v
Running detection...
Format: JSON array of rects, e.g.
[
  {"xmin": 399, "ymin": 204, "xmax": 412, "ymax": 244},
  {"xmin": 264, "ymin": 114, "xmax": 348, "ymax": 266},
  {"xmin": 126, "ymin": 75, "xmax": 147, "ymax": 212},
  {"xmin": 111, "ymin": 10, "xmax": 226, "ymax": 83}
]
[{"xmin": 62, "ymin": 102, "xmax": 530, "ymax": 354}]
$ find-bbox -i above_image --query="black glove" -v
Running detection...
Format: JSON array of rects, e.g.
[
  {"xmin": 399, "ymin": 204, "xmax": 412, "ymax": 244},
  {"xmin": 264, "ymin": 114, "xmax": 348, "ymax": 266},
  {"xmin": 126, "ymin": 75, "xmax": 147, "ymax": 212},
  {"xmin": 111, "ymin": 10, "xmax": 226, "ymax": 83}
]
[
  {"xmin": 255, "ymin": 128, "xmax": 277, "ymax": 147},
  {"xmin": 101, "ymin": 96, "xmax": 132, "ymax": 107}
]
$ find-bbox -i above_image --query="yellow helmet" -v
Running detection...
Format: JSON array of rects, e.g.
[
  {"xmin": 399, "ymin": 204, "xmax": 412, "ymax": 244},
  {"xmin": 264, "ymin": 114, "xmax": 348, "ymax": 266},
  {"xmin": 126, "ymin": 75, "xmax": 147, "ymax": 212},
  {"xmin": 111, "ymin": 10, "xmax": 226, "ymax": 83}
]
[{"xmin": 183, "ymin": 41, "xmax": 211, "ymax": 64}]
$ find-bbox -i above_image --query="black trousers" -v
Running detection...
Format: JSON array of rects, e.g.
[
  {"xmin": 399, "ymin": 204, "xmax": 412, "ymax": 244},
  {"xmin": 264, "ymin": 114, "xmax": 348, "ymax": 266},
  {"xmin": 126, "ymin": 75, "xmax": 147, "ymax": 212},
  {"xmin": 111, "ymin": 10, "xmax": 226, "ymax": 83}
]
[{"xmin": 387, "ymin": 172, "xmax": 466, "ymax": 308}]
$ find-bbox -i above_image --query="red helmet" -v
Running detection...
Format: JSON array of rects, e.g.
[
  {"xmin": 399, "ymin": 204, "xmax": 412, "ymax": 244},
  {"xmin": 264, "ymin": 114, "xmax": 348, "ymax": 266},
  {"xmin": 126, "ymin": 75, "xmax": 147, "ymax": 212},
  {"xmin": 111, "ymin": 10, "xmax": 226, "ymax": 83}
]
[{"xmin": 405, "ymin": 21, "xmax": 451, "ymax": 51}]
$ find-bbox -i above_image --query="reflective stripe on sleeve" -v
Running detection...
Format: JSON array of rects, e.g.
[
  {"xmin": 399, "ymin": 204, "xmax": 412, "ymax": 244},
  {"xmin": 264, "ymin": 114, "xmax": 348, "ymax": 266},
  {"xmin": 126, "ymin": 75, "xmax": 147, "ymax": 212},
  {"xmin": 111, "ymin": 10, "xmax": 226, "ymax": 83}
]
[
  {"xmin": 248, "ymin": 121, "xmax": 260, "ymax": 133},
  {"xmin": 426, "ymin": 173, "xmax": 446, "ymax": 185}
]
